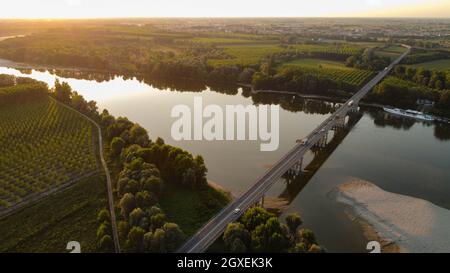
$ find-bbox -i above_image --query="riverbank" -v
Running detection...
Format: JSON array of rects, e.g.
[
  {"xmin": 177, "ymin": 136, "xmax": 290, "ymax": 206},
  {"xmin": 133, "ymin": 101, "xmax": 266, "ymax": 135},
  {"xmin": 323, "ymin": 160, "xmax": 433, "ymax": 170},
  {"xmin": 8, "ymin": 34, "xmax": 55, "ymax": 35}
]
[
  {"xmin": 331, "ymin": 179, "xmax": 450, "ymax": 253},
  {"xmin": 239, "ymin": 83, "xmax": 450, "ymax": 124}
]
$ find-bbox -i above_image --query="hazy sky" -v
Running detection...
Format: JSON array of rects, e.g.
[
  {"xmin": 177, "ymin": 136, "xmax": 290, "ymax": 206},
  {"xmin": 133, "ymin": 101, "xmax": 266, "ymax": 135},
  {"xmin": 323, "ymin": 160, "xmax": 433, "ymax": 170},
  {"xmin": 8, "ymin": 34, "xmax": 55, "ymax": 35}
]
[{"xmin": 1, "ymin": 0, "xmax": 449, "ymax": 18}]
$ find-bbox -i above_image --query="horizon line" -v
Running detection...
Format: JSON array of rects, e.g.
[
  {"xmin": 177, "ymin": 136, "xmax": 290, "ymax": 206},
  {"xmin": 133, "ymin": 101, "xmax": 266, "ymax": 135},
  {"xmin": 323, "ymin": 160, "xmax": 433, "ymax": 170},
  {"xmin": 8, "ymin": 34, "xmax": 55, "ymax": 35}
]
[{"xmin": 1, "ymin": 16, "xmax": 450, "ymax": 20}]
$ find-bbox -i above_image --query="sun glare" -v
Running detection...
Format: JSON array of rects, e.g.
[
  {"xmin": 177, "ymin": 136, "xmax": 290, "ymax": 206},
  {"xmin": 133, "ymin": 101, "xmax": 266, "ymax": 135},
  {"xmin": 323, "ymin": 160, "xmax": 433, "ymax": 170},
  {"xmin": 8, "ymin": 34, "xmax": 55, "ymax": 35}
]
[{"xmin": 0, "ymin": 0, "xmax": 449, "ymax": 19}]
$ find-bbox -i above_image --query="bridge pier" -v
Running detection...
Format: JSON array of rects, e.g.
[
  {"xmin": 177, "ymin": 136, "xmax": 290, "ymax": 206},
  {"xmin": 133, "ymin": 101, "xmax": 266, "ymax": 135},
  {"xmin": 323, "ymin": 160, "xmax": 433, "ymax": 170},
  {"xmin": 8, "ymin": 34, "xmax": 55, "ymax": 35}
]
[
  {"xmin": 315, "ymin": 132, "xmax": 328, "ymax": 148},
  {"xmin": 348, "ymin": 104, "xmax": 359, "ymax": 113},
  {"xmin": 288, "ymin": 156, "xmax": 303, "ymax": 176}
]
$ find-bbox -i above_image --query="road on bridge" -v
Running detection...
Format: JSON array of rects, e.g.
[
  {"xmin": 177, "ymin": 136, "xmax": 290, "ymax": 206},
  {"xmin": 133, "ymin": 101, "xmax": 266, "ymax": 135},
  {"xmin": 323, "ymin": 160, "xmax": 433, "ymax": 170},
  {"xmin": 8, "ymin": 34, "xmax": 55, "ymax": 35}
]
[{"xmin": 177, "ymin": 46, "xmax": 410, "ymax": 253}]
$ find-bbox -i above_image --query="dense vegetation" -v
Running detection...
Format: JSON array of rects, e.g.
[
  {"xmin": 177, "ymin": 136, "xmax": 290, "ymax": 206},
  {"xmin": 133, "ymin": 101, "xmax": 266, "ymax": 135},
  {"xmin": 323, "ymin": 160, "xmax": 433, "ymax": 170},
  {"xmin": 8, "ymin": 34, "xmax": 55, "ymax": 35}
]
[
  {"xmin": 392, "ymin": 66, "xmax": 450, "ymax": 90},
  {"xmin": 345, "ymin": 47, "xmax": 391, "ymax": 70},
  {"xmin": 223, "ymin": 208, "xmax": 325, "ymax": 253},
  {"xmin": 401, "ymin": 48, "xmax": 450, "ymax": 65},
  {"xmin": 102, "ymin": 111, "xmax": 229, "ymax": 252},
  {"xmin": 368, "ymin": 63, "xmax": 450, "ymax": 117},
  {"xmin": 0, "ymin": 76, "xmax": 97, "ymax": 209}
]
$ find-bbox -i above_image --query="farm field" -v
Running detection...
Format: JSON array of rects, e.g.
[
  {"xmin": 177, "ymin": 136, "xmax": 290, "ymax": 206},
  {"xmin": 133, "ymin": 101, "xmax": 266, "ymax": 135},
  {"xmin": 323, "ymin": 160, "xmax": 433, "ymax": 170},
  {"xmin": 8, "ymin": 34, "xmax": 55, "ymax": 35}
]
[
  {"xmin": 290, "ymin": 43, "xmax": 362, "ymax": 56},
  {"xmin": 208, "ymin": 44, "xmax": 285, "ymax": 66},
  {"xmin": 191, "ymin": 37, "xmax": 277, "ymax": 45},
  {"xmin": 280, "ymin": 59, "xmax": 374, "ymax": 87},
  {"xmin": 0, "ymin": 174, "xmax": 108, "ymax": 252},
  {"xmin": 0, "ymin": 96, "xmax": 97, "ymax": 211},
  {"xmin": 374, "ymin": 46, "xmax": 406, "ymax": 60},
  {"xmin": 282, "ymin": 58, "xmax": 350, "ymax": 70},
  {"xmin": 406, "ymin": 59, "xmax": 450, "ymax": 70},
  {"xmin": 208, "ymin": 43, "xmax": 364, "ymax": 67},
  {"xmin": 383, "ymin": 45, "xmax": 407, "ymax": 53}
]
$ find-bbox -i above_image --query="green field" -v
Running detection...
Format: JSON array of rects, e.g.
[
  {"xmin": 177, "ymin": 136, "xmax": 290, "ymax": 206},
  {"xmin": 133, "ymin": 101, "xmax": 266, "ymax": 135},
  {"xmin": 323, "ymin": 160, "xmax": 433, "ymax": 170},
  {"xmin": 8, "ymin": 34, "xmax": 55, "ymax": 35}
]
[
  {"xmin": 0, "ymin": 175, "xmax": 108, "ymax": 252},
  {"xmin": 208, "ymin": 45, "xmax": 286, "ymax": 66},
  {"xmin": 406, "ymin": 59, "xmax": 450, "ymax": 70},
  {"xmin": 0, "ymin": 96, "xmax": 97, "ymax": 209},
  {"xmin": 291, "ymin": 43, "xmax": 362, "ymax": 55},
  {"xmin": 160, "ymin": 183, "xmax": 230, "ymax": 236},
  {"xmin": 208, "ymin": 43, "xmax": 363, "ymax": 67},
  {"xmin": 191, "ymin": 37, "xmax": 276, "ymax": 45},
  {"xmin": 282, "ymin": 58, "xmax": 350, "ymax": 70},
  {"xmin": 374, "ymin": 46, "xmax": 406, "ymax": 60},
  {"xmin": 281, "ymin": 59, "xmax": 374, "ymax": 87},
  {"xmin": 383, "ymin": 45, "xmax": 407, "ymax": 54}
]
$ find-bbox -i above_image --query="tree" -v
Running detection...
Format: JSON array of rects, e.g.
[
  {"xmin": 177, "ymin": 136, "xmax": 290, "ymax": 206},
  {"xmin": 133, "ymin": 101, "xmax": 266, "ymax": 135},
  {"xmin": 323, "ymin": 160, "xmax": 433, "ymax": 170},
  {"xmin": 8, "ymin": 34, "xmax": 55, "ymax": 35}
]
[
  {"xmin": 223, "ymin": 222, "xmax": 251, "ymax": 250},
  {"xmin": 54, "ymin": 79, "xmax": 72, "ymax": 103},
  {"xmin": 118, "ymin": 221, "xmax": 130, "ymax": 240},
  {"xmin": 135, "ymin": 190, "xmax": 156, "ymax": 208},
  {"xmin": 285, "ymin": 213, "xmax": 303, "ymax": 237},
  {"xmin": 438, "ymin": 90, "xmax": 450, "ymax": 109},
  {"xmin": 251, "ymin": 217, "xmax": 289, "ymax": 252},
  {"xmin": 292, "ymin": 242, "xmax": 308, "ymax": 253},
  {"xmin": 0, "ymin": 74, "xmax": 15, "ymax": 87},
  {"xmin": 143, "ymin": 231, "xmax": 153, "ymax": 252},
  {"xmin": 182, "ymin": 168, "xmax": 196, "ymax": 188},
  {"xmin": 129, "ymin": 124, "xmax": 150, "ymax": 147},
  {"xmin": 150, "ymin": 228, "xmax": 167, "ymax": 253},
  {"xmin": 119, "ymin": 193, "xmax": 136, "ymax": 218},
  {"xmin": 96, "ymin": 222, "xmax": 110, "ymax": 239},
  {"xmin": 297, "ymin": 228, "xmax": 317, "ymax": 247},
  {"xmin": 141, "ymin": 177, "xmax": 161, "ymax": 196},
  {"xmin": 308, "ymin": 244, "xmax": 325, "ymax": 253},
  {"xmin": 150, "ymin": 213, "xmax": 166, "ymax": 230},
  {"xmin": 241, "ymin": 207, "xmax": 274, "ymax": 231},
  {"xmin": 97, "ymin": 208, "xmax": 110, "ymax": 223},
  {"xmin": 110, "ymin": 137, "xmax": 125, "ymax": 158},
  {"xmin": 163, "ymin": 223, "xmax": 185, "ymax": 252},
  {"xmin": 238, "ymin": 68, "xmax": 256, "ymax": 84},
  {"xmin": 99, "ymin": 235, "xmax": 113, "ymax": 251},
  {"xmin": 129, "ymin": 207, "xmax": 145, "ymax": 227},
  {"xmin": 155, "ymin": 137, "xmax": 165, "ymax": 146},
  {"xmin": 126, "ymin": 226, "xmax": 145, "ymax": 252}
]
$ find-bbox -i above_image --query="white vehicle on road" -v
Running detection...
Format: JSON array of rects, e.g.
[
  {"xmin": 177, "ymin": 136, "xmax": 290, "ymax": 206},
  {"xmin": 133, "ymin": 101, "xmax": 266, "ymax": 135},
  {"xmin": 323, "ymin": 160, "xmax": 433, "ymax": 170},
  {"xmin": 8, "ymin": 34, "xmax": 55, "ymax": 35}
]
[
  {"xmin": 233, "ymin": 208, "xmax": 241, "ymax": 214},
  {"xmin": 296, "ymin": 138, "xmax": 309, "ymax": 146}
]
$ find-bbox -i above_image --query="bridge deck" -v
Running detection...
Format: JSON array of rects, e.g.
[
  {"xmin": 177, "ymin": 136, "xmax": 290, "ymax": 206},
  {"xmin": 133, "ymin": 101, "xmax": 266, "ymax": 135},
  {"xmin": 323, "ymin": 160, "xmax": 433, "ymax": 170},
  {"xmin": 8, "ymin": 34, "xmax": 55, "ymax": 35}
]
[{"xmin": 177, "ymin": 47, "xmax": 410, "ymax": 253}]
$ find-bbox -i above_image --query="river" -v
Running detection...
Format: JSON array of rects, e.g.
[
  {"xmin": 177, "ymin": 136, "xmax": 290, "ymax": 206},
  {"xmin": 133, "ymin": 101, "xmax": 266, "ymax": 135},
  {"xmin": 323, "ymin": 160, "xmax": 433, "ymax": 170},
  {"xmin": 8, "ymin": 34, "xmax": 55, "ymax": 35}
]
[{"xmin": 1, "ymin": 64, "xmax": 450, "ymax": 252}]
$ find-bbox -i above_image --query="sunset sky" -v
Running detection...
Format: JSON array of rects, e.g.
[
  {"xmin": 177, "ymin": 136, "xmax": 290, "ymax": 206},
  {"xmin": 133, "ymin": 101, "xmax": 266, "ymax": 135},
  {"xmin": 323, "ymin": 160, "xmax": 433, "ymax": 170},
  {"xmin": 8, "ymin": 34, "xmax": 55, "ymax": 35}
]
[{"xmin": 0, "ymin": 0, "xmax": 449, "ymax": 18}]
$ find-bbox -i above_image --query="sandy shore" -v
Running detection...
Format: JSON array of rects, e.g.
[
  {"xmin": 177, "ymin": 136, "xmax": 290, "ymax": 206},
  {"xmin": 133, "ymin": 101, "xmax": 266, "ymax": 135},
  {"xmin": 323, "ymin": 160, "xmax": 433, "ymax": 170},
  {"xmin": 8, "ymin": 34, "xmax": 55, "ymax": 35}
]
[
  {"xmin": 207, "ymin": 180, "xmax": 234, "ymax": 201},
  {"xmin": 332, "ymin": 179, "xmax": 450, "ymax": 253}
]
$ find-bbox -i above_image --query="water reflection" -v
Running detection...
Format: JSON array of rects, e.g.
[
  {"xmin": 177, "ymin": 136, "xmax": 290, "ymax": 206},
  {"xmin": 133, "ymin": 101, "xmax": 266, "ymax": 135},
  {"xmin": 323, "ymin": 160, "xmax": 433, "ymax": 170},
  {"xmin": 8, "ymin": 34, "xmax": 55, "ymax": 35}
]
[{"xmin": 279, "ymin": 112, "xmax": 363, "ymax": 205}]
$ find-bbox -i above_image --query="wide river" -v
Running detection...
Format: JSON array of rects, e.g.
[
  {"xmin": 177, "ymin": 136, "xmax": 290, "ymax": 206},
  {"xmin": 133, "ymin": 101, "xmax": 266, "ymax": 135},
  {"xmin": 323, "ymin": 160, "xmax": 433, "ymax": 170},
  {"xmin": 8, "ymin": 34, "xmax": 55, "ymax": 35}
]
[{"xmin": 2, "ymin": 65, "xmax": 450, "ymax": 252}]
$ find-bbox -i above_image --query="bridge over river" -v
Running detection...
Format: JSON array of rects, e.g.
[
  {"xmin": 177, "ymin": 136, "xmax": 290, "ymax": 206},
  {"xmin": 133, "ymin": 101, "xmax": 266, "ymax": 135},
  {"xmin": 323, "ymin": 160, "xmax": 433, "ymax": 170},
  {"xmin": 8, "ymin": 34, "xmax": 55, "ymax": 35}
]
[{"xmin": 177, "ymin": 46, "xmax": 410, "ymax": 253}]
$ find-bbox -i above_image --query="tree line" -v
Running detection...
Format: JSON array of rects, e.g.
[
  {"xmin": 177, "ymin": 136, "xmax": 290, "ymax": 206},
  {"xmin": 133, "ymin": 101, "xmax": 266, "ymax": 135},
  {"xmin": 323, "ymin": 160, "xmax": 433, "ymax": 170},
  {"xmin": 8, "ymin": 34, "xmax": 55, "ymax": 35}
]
[
  {"xmin": 0, "ymin": 75, "xmax": 48, "ymax": 106},
  {"xmin": 49, "ymin": 79, "xmax": 211, "ymax": 252},
  {"xmin": 345, "ymin": 47, "xmax": 391, "ymax": 71},
  {"xmin": 393, "ymin": 66, "xmax": 450, "ymax": 90},
  {"xmin": 223, "ymin": 207, "xmax": 325, "ymax": 253}
]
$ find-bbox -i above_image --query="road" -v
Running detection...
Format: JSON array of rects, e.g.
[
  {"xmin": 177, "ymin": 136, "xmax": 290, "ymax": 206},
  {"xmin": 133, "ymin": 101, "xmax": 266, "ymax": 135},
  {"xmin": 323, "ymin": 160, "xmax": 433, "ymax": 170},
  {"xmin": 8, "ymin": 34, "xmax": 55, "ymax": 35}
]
[
  {"xmin": 52, "ymin": 97, "xmax": 121, "ymax": 253},
  {"xmin": 177, "ymin": 46, "xmax": 410, "ymax": 253}
]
